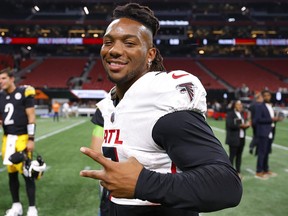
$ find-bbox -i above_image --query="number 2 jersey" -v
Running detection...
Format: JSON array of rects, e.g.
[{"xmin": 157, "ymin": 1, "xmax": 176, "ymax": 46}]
[
  {"xmin": 97, "ymin": 70, "xmax": 208, "ymax": 206},
  {"xmin": 0, "ymin": 85, "xmax": 35, "ymax": 135}
]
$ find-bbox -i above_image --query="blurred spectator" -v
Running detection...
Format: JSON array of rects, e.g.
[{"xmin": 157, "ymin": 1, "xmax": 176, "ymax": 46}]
[
  {"xmin": 212, "ymin": 100, "xmax": 221, "ymax": 112},
  {"xmin": 71, "ymin": 102, "xmax": 79, "ymax": 117},
  {"xmin": 52, "ymin": 101, "xmax": 60, "ymax": 122},
  {"xmin": 212, "ymin": 100, "xmax": 225, "ymax": 120},
  {"xmin": 235, "ymin": 83, "xmax": 250, "ymax": 99},
  {"xmin": 225, "ymin": 100, "xmax": 250, "ymax": 179},
  {"xmin": 248, "ymin": 92, "xmax": 263, "ymax": 155},
  {"xmin": 253, "ymin": 90, "xmax": 283, "ymax": 180},
  {"xmin": 62, "ymin": 102, "xmax": 70, "ymax": 119}
]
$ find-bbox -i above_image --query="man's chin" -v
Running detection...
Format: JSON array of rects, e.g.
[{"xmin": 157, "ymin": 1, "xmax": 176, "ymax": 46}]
[{"xmin": 108, "ymin": 75, "xmax": 125, "ymax": 85}]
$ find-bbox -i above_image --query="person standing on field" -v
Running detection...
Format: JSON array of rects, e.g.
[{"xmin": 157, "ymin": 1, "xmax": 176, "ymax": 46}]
[
  {"xmin": 80, "ymin": 3, "xmax": 242, "ymax": 216},
  {"xmin": 225, "ymin": 100, "xmax": 250, "ymax": 179},
  {"xmin": 0, "ymin": 68, "xmax": 39, "ymax": 216},
  {"xmin": 52, "ymin": 100, "xmax": 60, "ymax": 122}
]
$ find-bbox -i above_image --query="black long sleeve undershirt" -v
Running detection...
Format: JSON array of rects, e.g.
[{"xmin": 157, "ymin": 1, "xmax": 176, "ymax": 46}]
[{"xmin": 134, "ymin": 111, "xmax": 242, "ymax": 212}]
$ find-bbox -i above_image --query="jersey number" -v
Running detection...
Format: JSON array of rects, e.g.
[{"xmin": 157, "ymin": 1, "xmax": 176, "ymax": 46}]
[
  {"xmin": 102, "ymin": 147, "xmax": 119, "ymax": 162},
  {"xmin": 4, "ymin": 103, "xmax": 14, "ymax": 125}
]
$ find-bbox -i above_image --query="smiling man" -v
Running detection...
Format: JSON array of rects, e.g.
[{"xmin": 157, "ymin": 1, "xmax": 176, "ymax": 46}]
[{"xmin": 80, "ymin": 3, "xmax": 242, "ymax": 216}]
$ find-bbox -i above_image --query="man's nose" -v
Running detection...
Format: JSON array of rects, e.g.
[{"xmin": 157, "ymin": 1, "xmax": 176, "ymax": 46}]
[{"xmin": 108, "ymin": 41, "xmax": 123, "ymax": 57}]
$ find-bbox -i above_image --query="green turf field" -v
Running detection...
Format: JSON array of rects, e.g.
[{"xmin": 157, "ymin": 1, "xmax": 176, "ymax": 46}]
[
  {"xmin": 0, "ymin": 116, "xmax": 287, "ymax": 215},
  {"xmin": 204, "ymin": 118, "xmax": 288, "ymax": 216}
]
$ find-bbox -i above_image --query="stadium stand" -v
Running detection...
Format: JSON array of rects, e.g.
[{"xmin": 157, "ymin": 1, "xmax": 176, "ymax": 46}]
[
  {"xmin": 163, "ymin": 58, "xmax": 227, "ymax": 90},
  {"xmin": 19, "ymin": 57, "xmax": 89, "ymax": 88},
  {"xmin": 199, "ymin": 58, "xmax": 288, "ymax": 92},
  {"xmin": 251, "ymin": 59, "xmax": 288, "ymax": 80},
  {"xmin": 2, "ymin": 56, "xmax": 285, "ymax": 93},
  {"xmin": 0, "ymin": 54, "xmax": 14, "ymax": 70},
  {"xmin": 0, "ymin": 54, "xmax": 35, "ymax": 72},
  {"xmin": 20, "ymin": 58, "xmax": 35, "ymax": 69},
  {"xmin": 82, "ymin": 59, "xmax": 114, "ymax": 91}
]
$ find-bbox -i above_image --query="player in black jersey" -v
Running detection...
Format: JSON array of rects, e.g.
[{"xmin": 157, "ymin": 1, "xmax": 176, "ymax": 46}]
[
  {"xmin": 80, "ymin": 3, "xmax": 242, "ymax": 216},
  {"xmin": 90, "ymin": 109, "xmax": 109, "ymax": 216},
  {"xmin": 0, "ymin": 68, "xmax": 38, "ymax": 216}
]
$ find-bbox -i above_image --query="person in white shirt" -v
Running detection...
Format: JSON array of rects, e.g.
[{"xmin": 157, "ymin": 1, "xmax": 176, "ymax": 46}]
[{"xmin": 62, "ymin": 102, "xmax": 70, "ymax": 119}]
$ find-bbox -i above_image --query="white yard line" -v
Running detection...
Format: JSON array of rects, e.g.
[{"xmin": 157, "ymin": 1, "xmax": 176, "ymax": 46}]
[
  {"xmin": 211, "ymin": 126, "xmax": 288, "ymax": 151},
  {"xmin": 35, "ymin": 120, "xmax": 86, "ymax": 141},
  {"xmin": 246, "ymin": 168, "xmax": 256, "ymax": 175}
]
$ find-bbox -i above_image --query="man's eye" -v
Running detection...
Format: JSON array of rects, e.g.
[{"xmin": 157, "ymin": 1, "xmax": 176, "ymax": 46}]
[
  {"xmin": 125, "ymin": 42, "xmax": 135, "ymax": 46},
  {"xmin": 103, "ymin": 41, "xmax": 112, "ymax": 45}
]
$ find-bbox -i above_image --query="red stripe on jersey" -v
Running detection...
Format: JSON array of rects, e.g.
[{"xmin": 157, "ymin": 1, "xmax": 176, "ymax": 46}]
[{"xmin": 171, "ymin": 162, "xmax": 177, "ymax": 174}]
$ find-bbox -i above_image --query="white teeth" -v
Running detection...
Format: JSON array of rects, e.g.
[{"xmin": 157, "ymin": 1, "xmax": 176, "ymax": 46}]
[{"xmin": 110, "ymin": 62, "xmax": 123, "ymax": 66}]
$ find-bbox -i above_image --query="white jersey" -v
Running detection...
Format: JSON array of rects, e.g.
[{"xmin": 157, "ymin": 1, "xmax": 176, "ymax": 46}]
[{"xmin": 97, "ymin": 70, "xmax": 207, "ymax": 206}]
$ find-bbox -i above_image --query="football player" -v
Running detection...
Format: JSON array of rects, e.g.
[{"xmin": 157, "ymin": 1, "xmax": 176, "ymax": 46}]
[
  {"xmin": 0, "ymin": 68, "xmax": 38, "ymax": 216},
  {"xmin": 80, "ymin": 3, "xmax": 243, "ymax": 216},
  {"xmin": 90, "ymin": 109, "xmax": 104, "ymax": 153},
  {"xmin": 90, "ymin": 109, "xmax": 109, "ymax": 216}
]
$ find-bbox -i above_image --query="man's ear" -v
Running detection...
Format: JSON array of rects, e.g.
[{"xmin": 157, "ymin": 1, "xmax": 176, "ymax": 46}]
[{"xmin": 147, "ymin": 47, "xmax": 157, "ymax": 62}]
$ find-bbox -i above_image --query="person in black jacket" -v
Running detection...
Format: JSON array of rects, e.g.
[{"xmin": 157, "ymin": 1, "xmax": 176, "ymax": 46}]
[
  {"xmin": 253, "ymin": 90, "xmax": 282, "ymax": 179},
  {"xmin": 248, "ymin": 92, "xmax": 263, "ymax": 155},
  {"xmin": 80, "ymin": 3, "xmax": 243, "ymax": 216},
  {"xmin": 226, "ymin": 100, "xmax": 250, "ymax": 178}
]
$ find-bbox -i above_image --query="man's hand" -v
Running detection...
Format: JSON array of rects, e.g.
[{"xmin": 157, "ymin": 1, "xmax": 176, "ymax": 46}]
[
  {"xmin": 240, "ymin": 122, "xmax": 250, "ymax": 129},
  {"xmin": 80, "ymin": 147, "xmax": 144, "ymax": 198},
  {"xmin": 273, "ymin": 116, "xmax": 284, "ymax": 122},
  {"xmin": 26, "ymin": 140, "xmax": 35, "ymax": 152}
]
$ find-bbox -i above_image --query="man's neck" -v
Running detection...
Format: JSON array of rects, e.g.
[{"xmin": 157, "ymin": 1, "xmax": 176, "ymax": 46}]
[{"xmin": 7, "ymin": 85, "xmax": 16, "ymax": 94}]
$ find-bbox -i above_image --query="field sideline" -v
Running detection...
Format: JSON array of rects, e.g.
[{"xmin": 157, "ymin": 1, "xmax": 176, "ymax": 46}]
[{"xmin": 1, "ymin": 116, "xmax": 287, "ymax": 215}]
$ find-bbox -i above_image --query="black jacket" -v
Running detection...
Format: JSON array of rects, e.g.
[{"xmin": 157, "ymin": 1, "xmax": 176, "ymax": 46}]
[{"xmin": 225, "ymin": 110, "xmax": 246, "ymax": 146}]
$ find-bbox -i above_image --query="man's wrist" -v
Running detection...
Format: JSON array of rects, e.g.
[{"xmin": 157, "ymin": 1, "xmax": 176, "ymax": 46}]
[
  {"xmin": 28, "ymin": 136, "xmax": 35, "ymax": 141},
  {"xmin": 27, "ymin": 123, "xmax": 36, "ymax": 136}
]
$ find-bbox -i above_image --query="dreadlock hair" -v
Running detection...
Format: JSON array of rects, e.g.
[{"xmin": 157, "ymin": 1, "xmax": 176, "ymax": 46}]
[{"xmin": 112, "ymin": 3, "xmax": 166, "ymax": 72}]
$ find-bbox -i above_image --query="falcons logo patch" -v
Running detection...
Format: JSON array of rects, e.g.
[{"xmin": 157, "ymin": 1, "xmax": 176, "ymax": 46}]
[{"xmin": 176, "ymin": 82, "xmax": 195, "ymax": 102}]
